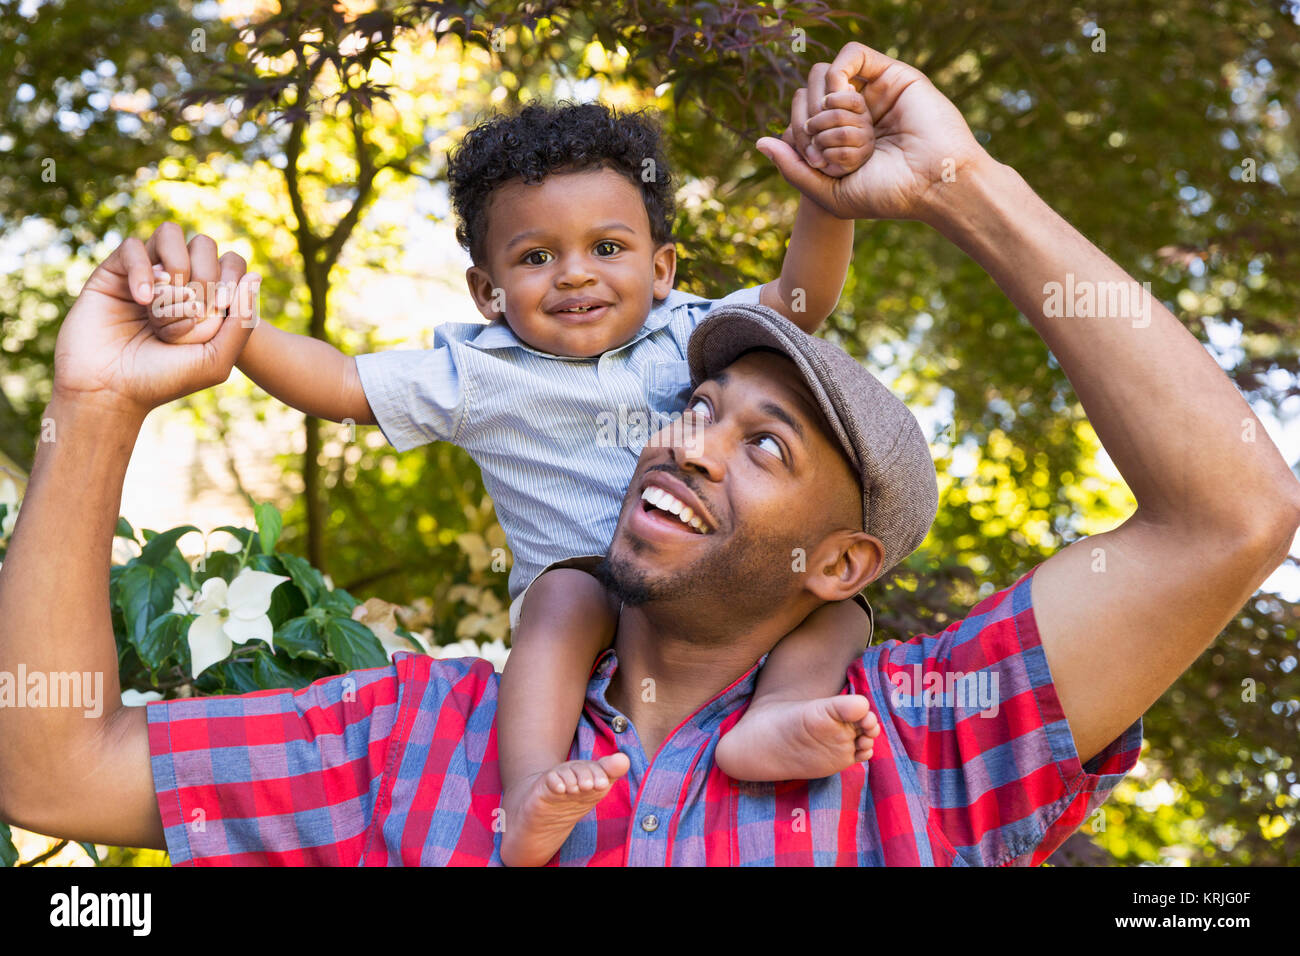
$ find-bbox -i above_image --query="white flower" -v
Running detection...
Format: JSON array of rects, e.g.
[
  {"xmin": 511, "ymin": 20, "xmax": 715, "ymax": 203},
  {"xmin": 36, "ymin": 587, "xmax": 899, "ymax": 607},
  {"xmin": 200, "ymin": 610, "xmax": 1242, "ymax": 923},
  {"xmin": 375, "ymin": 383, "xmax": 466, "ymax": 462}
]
[
  {"xmin": 430, "ymin": 637, "xmax": 511, "ymax": 673},
  {"xmin": 111, "ymin": 535, "xmax": 141, "ymax": 565},
  {"xmin": 171, "ymin": 582, "xmax": 195, "ymax": 614},
  {"xmin": 121, "ymin": 689, "xmax": 163, "ymax": 707},
  {"xmin": 351, "ymin": 598, "xmax": 421, "ymax": 662},
  {"xmin": 0, "ymin": 477, "xmax": 20, "ymax": 539},
  {"xmin": 186, "ymin": 569, "xmax": 289, "ymax": 678}
]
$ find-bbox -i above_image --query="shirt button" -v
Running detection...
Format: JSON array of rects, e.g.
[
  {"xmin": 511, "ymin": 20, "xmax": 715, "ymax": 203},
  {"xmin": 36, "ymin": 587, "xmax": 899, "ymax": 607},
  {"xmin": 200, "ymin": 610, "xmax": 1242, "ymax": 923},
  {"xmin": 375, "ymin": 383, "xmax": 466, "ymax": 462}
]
[
  {"xmin": 611, "ymin": 716, "xmax": 629, "ymax": 733},
  {"xmin": 641, "ymin": 814, "xmax": 659, "ymax": 833}
]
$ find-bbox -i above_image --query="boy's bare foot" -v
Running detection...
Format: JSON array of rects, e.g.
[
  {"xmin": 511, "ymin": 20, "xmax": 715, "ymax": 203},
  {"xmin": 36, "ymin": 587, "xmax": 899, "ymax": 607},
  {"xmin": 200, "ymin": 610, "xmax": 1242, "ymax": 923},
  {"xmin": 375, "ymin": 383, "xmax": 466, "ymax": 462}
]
[
  {"xmin": 715, "ymin": 695, "xmax": 880, "ymax": 782},
  {"xmin": 499, "ymin": 753, "xmax": 631, "ymax": 866}
]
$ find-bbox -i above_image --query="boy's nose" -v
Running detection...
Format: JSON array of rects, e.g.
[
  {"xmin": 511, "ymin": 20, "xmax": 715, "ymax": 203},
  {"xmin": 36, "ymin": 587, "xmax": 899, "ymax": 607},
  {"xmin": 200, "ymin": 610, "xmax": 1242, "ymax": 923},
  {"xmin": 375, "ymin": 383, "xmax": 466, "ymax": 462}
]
[{"xmin": 554, "ymin": 254, "xmax": 597, "ymax": 287}]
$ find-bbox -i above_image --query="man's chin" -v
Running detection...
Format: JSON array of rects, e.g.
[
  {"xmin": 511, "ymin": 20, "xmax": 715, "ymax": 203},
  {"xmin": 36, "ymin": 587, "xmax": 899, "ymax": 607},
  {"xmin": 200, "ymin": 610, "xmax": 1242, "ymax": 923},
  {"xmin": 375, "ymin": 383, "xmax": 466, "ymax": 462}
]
[{"xmin": 594, "ymin": 552, "xmax": 654, "ymax": 607}]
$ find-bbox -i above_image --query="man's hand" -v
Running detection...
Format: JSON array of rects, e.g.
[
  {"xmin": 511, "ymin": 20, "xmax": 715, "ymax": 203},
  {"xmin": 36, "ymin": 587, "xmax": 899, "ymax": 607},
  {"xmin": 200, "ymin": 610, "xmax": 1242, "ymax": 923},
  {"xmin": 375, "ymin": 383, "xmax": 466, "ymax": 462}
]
[
  {"xmin": 781, "ymin": 79, "xmax": 873, "ymax": 179},
  {"xmin": 758, "ymin": 41, "xmax": 987, "ymax": 222},
  {"xmin": 53, "ymin": 222, "xmax": 258, "ymax": 419}
]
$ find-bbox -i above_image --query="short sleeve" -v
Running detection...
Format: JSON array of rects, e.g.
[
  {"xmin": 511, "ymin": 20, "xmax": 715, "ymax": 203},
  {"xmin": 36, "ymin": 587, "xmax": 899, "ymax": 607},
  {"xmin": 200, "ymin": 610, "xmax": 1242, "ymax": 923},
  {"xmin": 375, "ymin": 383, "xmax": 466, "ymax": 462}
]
[
  {"xmin": 862, "ymin": 566, "xmax": 1142, "ymax": 866},
  {"xmin": 146, "ymin": 663, "xmax": 403, "ymax": 865},
  {"xmin": 712, "ymin": 285, "xmax": 764, "ymax": 308},
  {"xmin": 354, "ymin": 325, "xmax": 474, "ymax": 451}
]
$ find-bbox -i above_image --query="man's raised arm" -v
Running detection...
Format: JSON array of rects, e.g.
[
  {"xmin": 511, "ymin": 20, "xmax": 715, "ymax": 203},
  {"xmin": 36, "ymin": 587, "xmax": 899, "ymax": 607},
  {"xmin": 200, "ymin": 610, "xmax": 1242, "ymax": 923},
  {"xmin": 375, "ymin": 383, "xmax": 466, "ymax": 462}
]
[
  {"xmin": 763, "ymin": 42, "xmax": 1300, "ymax": 764},
  {"xmin": 0, "ymin": 223, "xmax": 256, "ymax": 847}
]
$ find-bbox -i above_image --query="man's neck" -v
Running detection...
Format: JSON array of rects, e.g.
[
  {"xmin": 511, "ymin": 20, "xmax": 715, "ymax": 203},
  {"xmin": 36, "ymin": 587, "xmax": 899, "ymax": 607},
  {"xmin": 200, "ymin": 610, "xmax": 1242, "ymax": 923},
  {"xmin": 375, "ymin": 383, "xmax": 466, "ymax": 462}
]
[{"xmin": 604, "ymin": 598, "xmax": 807, "ymax": 758}]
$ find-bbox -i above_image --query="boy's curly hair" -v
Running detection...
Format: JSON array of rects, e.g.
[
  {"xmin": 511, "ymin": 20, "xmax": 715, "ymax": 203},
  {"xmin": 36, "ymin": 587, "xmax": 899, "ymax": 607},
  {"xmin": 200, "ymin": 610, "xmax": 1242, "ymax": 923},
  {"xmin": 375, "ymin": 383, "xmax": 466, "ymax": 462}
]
[{"xmin": 448, "ymin": 102, "xmax": 675, "ymax": 265}]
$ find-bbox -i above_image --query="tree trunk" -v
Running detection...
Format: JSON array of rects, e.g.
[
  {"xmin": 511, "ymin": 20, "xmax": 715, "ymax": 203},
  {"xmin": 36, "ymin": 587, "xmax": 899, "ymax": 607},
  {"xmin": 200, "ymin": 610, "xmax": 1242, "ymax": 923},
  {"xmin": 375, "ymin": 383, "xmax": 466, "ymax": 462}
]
[
  {"xmin": 303, "ymin": 262, "xmax": 329, "ymax": 571},
  {"xmin": 0, "ymin": 390, "xmax": 34, "ymax": 473}
]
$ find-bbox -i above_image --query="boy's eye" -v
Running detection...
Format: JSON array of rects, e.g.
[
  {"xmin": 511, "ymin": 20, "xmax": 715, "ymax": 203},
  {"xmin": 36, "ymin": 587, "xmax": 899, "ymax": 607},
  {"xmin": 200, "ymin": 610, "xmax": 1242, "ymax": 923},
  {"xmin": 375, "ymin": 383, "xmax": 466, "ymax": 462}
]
[
  {"xmin": 594, "ymin": 240, "xmax": 621, "ymax": 257},
  {"xmin": 523, "ymin": 250, "xmax": 552, "ymax": 266}
]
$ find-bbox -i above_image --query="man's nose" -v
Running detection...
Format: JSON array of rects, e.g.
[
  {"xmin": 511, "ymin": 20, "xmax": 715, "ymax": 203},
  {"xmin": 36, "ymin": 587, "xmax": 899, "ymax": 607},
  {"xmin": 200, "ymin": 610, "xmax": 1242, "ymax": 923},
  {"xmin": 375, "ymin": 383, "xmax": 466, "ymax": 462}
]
[{"xmin": 667, "ymin": 415, "xmax": 725, "ymax": 481}]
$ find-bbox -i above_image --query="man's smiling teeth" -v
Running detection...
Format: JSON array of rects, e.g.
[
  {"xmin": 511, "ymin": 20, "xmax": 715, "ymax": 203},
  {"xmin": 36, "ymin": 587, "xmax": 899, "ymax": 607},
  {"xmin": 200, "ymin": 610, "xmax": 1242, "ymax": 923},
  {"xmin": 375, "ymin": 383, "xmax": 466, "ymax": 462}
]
[
  {"xmin": 558, "ymin": 305, "xmax": 599, "ymax": 313},
  {"xmin": 640, "ymin": 486, "xmax": 709, "ymax": 533}
]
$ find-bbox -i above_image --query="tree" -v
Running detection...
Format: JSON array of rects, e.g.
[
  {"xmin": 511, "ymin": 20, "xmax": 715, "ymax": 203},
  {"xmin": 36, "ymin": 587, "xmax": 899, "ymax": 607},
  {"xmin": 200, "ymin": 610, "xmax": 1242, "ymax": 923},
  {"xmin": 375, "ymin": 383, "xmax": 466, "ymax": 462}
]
[{"xmin": 2, "ymin": 0, "xmax": 1297, "ymax": 865}]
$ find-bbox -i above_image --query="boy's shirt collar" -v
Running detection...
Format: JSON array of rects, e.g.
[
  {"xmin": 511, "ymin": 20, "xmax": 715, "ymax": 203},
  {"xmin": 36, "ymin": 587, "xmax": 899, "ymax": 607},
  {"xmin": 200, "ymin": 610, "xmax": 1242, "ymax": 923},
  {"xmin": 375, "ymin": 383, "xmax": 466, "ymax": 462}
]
[{"xmin": 466, "ymin": 289, "xmax": 712, "ymax": 356}]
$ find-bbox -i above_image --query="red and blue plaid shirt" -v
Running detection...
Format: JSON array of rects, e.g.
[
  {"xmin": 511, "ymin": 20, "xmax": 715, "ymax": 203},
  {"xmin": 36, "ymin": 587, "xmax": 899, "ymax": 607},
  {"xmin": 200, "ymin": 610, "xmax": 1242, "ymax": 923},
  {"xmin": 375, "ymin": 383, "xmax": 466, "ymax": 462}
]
[{"xmin": 147, "ymin": 567, "xmax": 1142, "ymax": 865}]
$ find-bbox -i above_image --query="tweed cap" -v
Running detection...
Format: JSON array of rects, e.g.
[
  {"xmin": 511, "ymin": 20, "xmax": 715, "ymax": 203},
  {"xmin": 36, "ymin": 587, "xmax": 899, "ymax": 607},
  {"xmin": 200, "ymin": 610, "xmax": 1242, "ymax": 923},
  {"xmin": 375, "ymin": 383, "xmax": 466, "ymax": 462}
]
[{"xmin": 687, "ymin": 304, "xmax": 938, "ymax": 575}]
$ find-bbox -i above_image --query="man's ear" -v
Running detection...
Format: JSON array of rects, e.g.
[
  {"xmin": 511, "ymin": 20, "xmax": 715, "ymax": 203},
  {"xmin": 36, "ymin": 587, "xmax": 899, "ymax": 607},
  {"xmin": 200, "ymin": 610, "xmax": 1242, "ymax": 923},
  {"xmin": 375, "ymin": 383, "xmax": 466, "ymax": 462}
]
[
  {"xmin": 466, "ymin": 266, "xmax": 503, "ymax": 321},
  {"xmin": 652, "ymin": 242, "xmax": 677, "ymax": 299},
  {"xmin": 804, "ymin": 530, "xmax": 885, "ymax": 603}
]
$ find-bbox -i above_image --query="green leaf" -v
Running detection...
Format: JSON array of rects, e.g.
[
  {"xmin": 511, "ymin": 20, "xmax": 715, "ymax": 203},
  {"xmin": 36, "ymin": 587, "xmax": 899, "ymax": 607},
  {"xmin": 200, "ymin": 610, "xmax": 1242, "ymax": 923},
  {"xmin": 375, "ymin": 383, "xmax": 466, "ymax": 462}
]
[
  {"xmin": 276, "ymin": 616, "xmax": 329, "ymax": 661},
  {"xmin": 162, "ymin": 547, "xmax": 195, "ymax": 590},
  {"xmin": 323, "ymin": 616, "xmax": 389, "ymax": 671},
  {"xmin": 278, "ymin": 552, "xmax": 324, "ymax": 604},
  {"xmin": 248, "ymin": 553, "xmax": 284, "ymax": 574},
  {"xmin": 266, "ymin": 575, "xmax": 306, "ymax": 627},
  {"xmin": 117, "ymin": 563, "xmax": 179, "ymax": 645},
  {"xmin": 214, "ymin": 526, "xmax": 258, "ymax": 554},
  {"xmin": 254, "ymin": 502, "xmax": 282, "ymax": 554},
  {"xmin": 0, "ymin": 821, "xmax": 17, "ymax": 867},
  {"xmin": 253, "ymin": 648, "xmax": 312, "ymax": 689},
  {"xmin": 136, "ymin": 612, "xmax": 189, "ymax": 670},
  {"xmin": 78, "ymin": 841, "xmax": 101, "ymax": 865},
  {"xmin": 212, "ymin": 658, "xmax": 263, "ymax": 695},
  {"xmin": 139, "ymin": 525, "xmax": 199, "ymax": 567},
  {"xmin": 317, "ymin": 587, "xmax": 358, "ymax": 615},
  {"xmin": 114, "ymin": 517, "xmax": 136, "ymax": 541},
  {"xmin": 195, "ymin": 550, "xmax": 241, "ymax": 584}
]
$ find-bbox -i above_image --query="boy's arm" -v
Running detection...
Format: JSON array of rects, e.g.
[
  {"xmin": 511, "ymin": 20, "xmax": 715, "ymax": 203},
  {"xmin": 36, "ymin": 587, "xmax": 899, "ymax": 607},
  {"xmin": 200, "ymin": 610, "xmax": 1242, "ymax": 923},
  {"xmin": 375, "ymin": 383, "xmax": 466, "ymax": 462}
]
[
  {"xmin": 747, "ymin": 598, "xmax": 870, "ymax": 701},
  {"xmin": 757, "ymin": 86, "xmax": 872, "ymax": 333},
  {"xmin": 237, "ymin": 322, "xmax": 376, "ymax": 426},
  {"xmin": 759, "ymin": 197, "xmax": 854, "ymax": 334},
  {"xmin": 498, "ymin": 569, "xmax": 619, "ymax": 784}
]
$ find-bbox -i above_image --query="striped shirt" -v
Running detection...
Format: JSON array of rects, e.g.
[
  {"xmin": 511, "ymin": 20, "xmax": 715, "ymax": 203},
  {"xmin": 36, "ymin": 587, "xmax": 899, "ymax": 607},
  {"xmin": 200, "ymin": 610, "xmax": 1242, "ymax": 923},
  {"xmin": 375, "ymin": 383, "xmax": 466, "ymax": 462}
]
[
  {"xmin": 355, "ymin": 287, "xmax": 762, "ymax": 599},
  {"xmin": 147, "ymin": 566, "xmax": 1143, "ymax": 866}
]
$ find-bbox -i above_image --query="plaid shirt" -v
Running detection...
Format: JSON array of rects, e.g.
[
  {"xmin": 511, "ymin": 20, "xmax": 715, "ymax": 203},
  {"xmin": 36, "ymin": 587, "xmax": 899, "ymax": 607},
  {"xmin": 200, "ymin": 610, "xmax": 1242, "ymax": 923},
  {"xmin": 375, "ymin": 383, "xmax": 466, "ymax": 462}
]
[{"xmin": 148, "ymin": 567, "xmax": 1142, "ymax": 865}]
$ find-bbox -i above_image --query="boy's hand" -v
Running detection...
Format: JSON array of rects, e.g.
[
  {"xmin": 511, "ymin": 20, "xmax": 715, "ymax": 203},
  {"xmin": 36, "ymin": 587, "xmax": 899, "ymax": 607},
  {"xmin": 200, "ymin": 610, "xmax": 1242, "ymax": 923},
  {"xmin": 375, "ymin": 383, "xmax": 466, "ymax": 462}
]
[
  {"xmin": 788, "ymin": 84, "xmax": 873, "ymax": 179},
  {"xmin": 757, "ymin": 42, "xmax": 988, "ymax": 223},
  {"xmin": 53, "ymin": 222, "xmax": 258, "ymax": 418},
  {"xmin": 147, "ymin": 237, "xmax": 244, "ymax": 346}
]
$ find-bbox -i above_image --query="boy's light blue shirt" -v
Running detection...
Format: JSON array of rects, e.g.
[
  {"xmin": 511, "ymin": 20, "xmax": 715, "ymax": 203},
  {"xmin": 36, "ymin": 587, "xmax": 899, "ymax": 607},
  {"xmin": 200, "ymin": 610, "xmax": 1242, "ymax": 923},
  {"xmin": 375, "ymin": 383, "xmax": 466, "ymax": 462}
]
[{"xmin": 355, "ymin": 286, "xmax": 762, "ymax": 600}]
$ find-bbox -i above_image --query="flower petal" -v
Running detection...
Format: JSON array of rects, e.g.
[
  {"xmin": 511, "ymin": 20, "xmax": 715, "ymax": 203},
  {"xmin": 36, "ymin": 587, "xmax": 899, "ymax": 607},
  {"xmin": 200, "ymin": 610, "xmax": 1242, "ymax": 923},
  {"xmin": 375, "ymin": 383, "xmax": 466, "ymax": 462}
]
[
  {"xmin": 188, "ymin": 612, "xmax": 232, "ymax": 679},
  {"xmin": 227, "ymin": 570, "xmax": 290, "ymax": 615},
  {"xmin": 121, "ymin": 689, "xmax": 163, "ymax": 707},
  {"xmin": 194, "ymin": 576, "xmax": 229, "ymax": 614},
  {"xmin": 224, "ymin": 613, "xmax": 273, "ymax": 651}
]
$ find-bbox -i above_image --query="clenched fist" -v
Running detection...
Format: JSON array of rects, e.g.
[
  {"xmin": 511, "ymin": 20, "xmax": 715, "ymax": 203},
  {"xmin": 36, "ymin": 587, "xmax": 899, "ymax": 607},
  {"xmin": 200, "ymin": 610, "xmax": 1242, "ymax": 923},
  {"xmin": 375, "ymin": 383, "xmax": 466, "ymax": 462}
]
[{"xmin": 53, "ymin": 222, "xmax": 260, "ymax": 418}]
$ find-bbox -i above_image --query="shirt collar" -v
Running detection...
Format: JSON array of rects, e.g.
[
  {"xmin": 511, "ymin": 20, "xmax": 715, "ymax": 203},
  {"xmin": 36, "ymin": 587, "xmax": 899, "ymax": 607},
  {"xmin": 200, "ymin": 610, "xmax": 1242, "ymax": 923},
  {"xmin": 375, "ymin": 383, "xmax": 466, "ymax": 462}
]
[
  {"xmin": 467, "ymin": 289, "xmax": 711, "ymax": 356},
  {"xmin": 584, "ymin": 646, "xmax": 767, "ymax": 735}
]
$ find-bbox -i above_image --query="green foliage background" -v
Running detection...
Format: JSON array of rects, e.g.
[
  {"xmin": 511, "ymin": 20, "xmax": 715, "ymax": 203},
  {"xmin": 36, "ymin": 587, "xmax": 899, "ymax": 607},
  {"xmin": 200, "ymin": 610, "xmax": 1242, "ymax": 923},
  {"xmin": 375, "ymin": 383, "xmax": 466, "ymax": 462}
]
[{"xmin": 1, "ymin": 0, "xmax": 1298, "ymax": 865}]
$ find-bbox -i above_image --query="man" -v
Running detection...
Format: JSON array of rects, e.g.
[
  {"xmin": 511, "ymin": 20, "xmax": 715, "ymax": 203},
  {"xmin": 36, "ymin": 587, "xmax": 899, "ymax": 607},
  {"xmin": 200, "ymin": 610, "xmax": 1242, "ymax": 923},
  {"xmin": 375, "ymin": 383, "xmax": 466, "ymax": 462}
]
[{"xmin": 1, "ymin": 42, "xmax": 1296, "ymax": 865}]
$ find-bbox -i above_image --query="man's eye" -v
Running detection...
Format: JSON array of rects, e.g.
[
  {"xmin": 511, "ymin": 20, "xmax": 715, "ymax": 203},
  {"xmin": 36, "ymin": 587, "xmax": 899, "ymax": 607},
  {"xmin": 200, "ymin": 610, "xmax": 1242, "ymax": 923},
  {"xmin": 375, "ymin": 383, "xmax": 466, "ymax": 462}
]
[
  {"xmin": 686, "ymin": 396, "xmax": 712, "ymax": 421},
  {"xmin": 594, "ymin": 240, "xmax": 621, "ymax": 257},
  {"xmin": 755, "ymin": 435, "xmax": 785, "ymax": 461},
  {"xmin": 523, "ymin": 250, "xmax": 552, "ymax": 265}
]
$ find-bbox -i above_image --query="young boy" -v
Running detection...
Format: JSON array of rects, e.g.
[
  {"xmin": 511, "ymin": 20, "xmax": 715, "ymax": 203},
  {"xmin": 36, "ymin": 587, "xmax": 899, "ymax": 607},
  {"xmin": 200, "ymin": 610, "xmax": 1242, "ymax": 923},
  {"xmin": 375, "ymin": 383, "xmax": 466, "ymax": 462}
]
[{"xmin": 152, "ymin": 97, "xmax": 881, "ymax": 866}]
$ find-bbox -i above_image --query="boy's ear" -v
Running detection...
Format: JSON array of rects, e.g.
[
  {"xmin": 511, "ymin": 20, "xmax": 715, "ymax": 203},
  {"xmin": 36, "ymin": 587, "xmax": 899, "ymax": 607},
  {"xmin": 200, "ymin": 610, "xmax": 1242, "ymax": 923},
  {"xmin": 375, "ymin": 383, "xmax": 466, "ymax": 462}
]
[
  {"xmin": 652, "ymin": 242, "xmax": 677, "ymax": 300},
  {"xmin": 803, "ymin": 530, "xmax": 884, "ymax": 603},
  {"xmin": 466, "ymin": 266, "xmax": 503, "ymax": 321}
]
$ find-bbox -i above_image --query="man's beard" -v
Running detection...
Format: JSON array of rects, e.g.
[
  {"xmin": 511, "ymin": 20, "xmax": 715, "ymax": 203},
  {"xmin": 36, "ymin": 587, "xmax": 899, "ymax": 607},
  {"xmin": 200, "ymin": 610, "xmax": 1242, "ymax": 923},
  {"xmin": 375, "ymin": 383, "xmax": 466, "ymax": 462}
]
[{"xmin": 596, "ymin": 516, "xmax": 801, "ymax": 635}]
